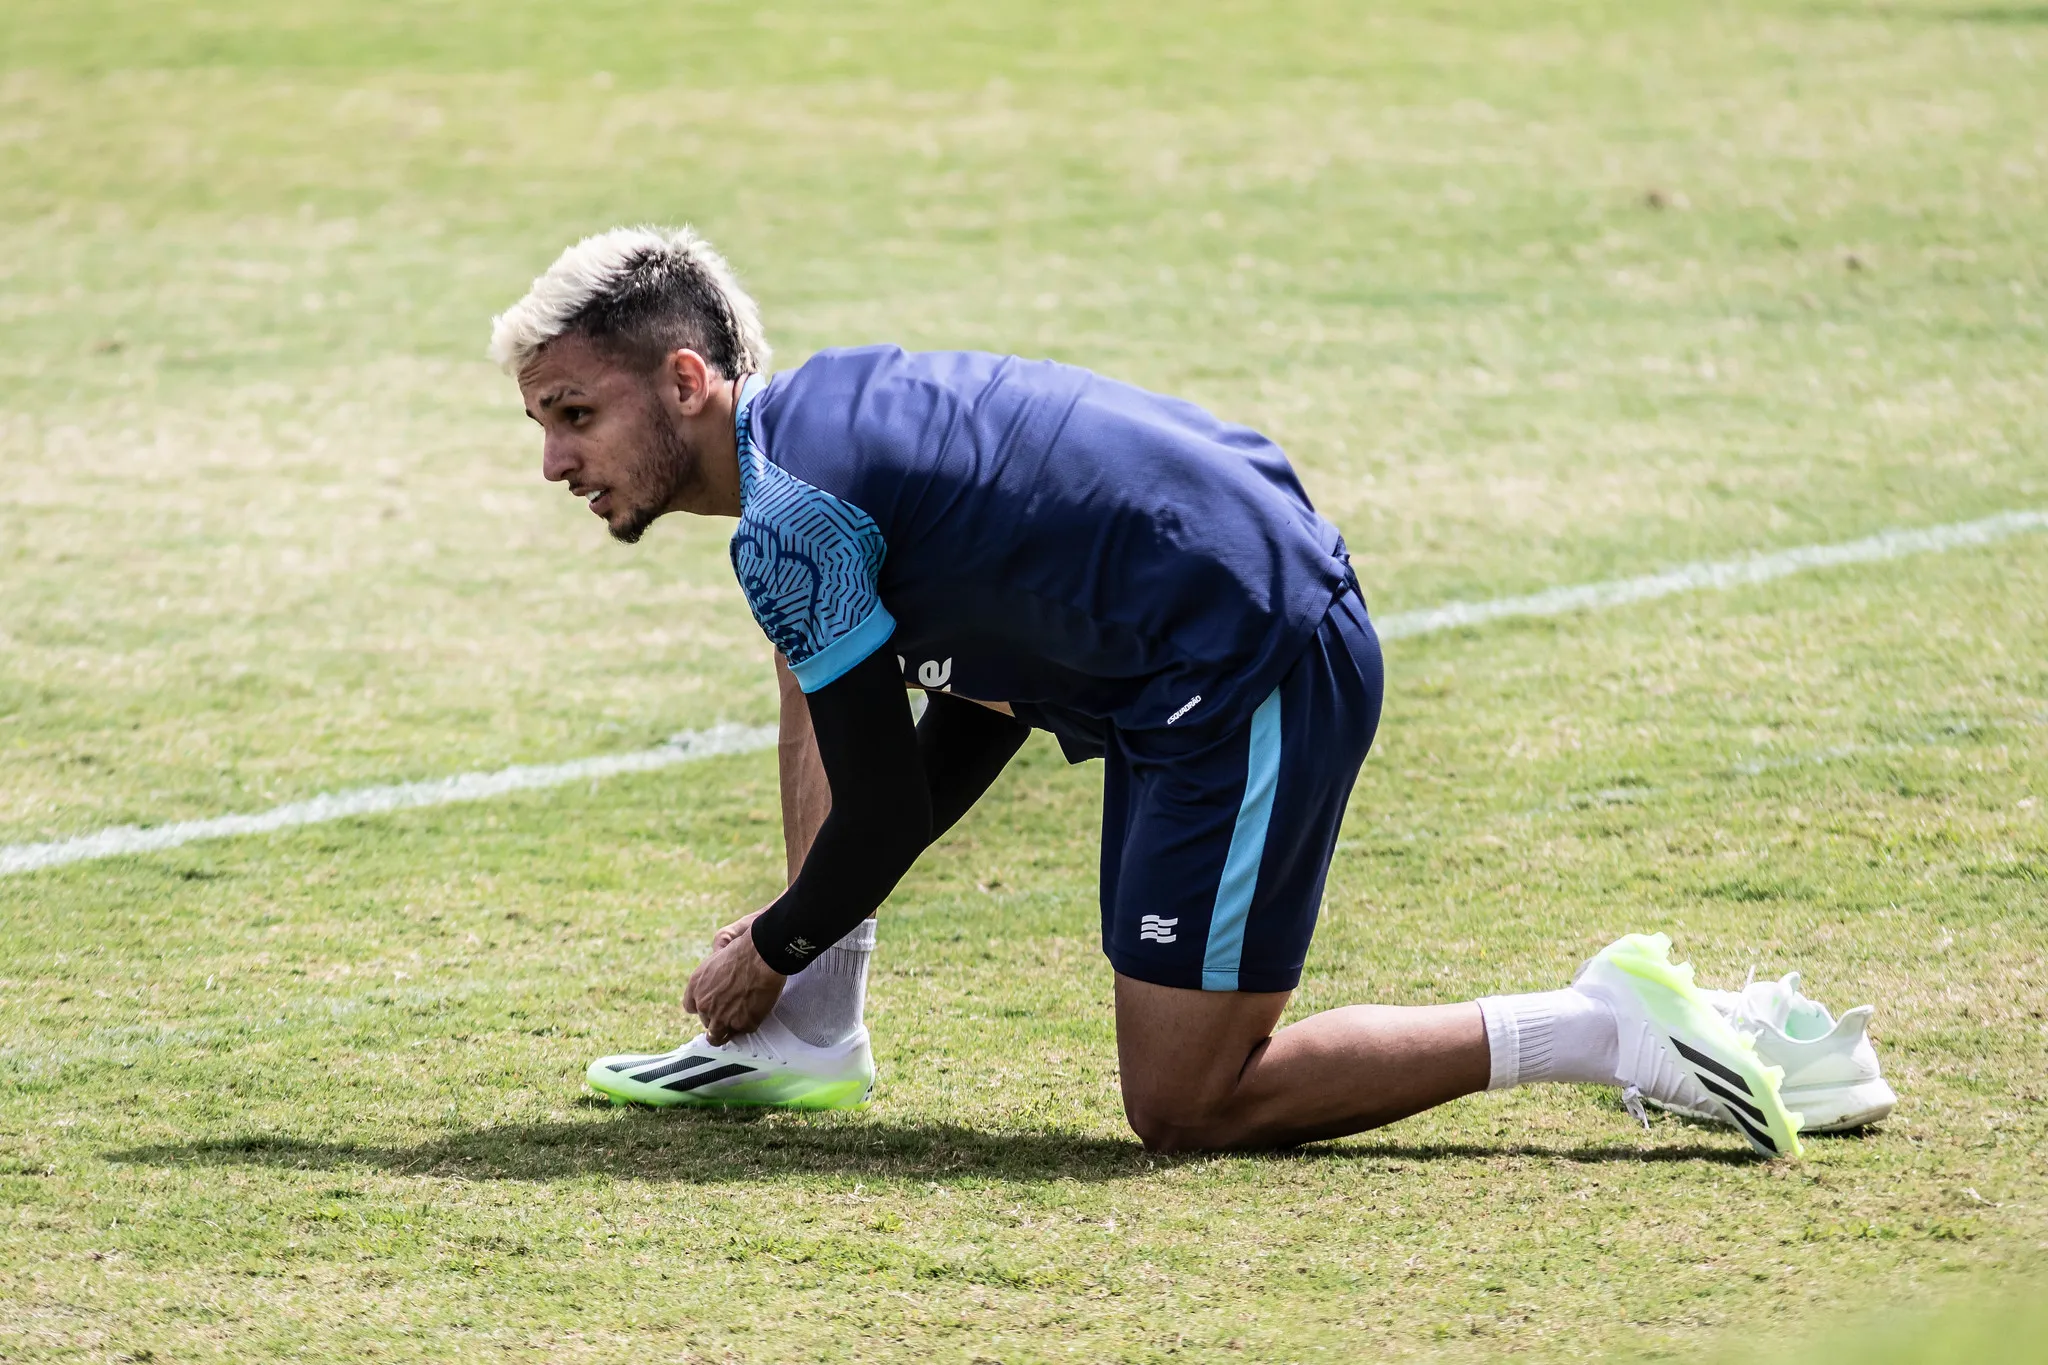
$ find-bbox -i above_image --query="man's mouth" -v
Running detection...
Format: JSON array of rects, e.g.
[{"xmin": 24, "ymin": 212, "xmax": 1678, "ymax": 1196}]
[{"xmin": 581, "ymin": 488, "xmax": 609, "ymax": 515}]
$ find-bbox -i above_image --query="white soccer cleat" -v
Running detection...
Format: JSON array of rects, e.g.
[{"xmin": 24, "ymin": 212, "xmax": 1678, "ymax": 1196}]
[
  {"xmin": 584, "ymin": 1014, "xmax": 875, "ymax": 1111},
  {"xmin": 1665, "ymin": 972, "xmax": 1896, "ymax": 1132},
  {"xmin": 1573, "ymin": 933, "xmax": 1804, "ymax": 1159}
]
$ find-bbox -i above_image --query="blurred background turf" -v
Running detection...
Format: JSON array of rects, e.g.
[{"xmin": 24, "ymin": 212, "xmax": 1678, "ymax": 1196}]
[{"xmin": 2, "ymin": 2, "xmax": 2044, "ymax": 1360}]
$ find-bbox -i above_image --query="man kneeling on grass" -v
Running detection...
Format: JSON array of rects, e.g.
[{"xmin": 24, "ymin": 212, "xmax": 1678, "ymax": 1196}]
[{"xmin": 488, "ymin": 226, "xmax": 1896, "ymax": 1157}]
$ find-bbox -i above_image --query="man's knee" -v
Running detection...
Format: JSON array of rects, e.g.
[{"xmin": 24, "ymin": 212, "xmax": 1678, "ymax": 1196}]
[
  {"xmin": 1112, "ymin": 973, "xmax": 1290, "ymax": 1152},
  {"xmin": 1121, "ymin": 1085, "xmax": 1234, "ymax": 1154}
]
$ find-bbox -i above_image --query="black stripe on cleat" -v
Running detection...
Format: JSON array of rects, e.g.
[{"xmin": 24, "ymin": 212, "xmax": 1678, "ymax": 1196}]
[
  {"xmin": 628, "ymin": 1054, "xmax": 720, "ymax": 1084},
  {"xmin": 1694, "ymin": 1072, "xmax": 1770, "ymax": 1129},
  {"xmin": 665, "ymin": 1062, "xmax": 757, "ymax": 1092},
  {"xmin": 1670, "ymin": 1036, "xmax": 1753, "ymax": 1096},
  {"xmin": 1722, "ymin": 1104, "xmax": 1779, "ymax": 1155}
]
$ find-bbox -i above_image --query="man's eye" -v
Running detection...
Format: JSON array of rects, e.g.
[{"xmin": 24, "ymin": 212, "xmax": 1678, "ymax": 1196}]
[{"xmin": 565, "ymin": 407, "xmax": 593, "ymax": 425}]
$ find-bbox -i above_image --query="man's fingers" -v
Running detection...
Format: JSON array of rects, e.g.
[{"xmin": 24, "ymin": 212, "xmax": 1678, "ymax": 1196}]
[
  {"xmin": 686, "ymin": 931, "xmax": 780, "ymax": 1050},
  {"xmin": 713, "ymin": 910, "xmax": 764, "ymax": 951}
]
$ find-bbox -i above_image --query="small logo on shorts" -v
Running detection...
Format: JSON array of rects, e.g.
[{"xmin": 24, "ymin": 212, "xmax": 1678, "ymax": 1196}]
[
  {"xmin": 1166, "ymin": 695, "xmax": 1202, "ymax": 725},
  {"xmin": 899, "ymin": 655, "xmax": 953, "ymax": 691},
  {"xmin": 1138, "ymin": 915, "xmax": 1180, "ymax": 944}
]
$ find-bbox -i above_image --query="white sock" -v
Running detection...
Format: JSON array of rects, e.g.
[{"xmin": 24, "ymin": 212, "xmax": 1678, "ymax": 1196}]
[
  {"xmin": 1477, "ymin": 988, "xmax": 1620, "ymax": 1090},
  {"xmin": 769, "ymin": 918, "xmax": 874, "ymax": 1049}
]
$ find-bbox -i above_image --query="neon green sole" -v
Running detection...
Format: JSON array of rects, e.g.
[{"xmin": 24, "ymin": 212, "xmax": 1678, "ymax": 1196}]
[
  {"xmin": 585, "ymin": 1063, "xmax": 873, "ymax": 1112},
  {"xmin": 1600, "ymin": 933, "xmax": 1805, "ymax": 1160}
]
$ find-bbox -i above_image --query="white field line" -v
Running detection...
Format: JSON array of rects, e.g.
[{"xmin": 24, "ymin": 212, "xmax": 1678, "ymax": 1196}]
[
  {"xmin": 1374, "ymin": 508, "xmax": 2047, "ymax": 640},
  {"xmin": 1, "ymin": 723, "xmax": 777, "ymax": 877},
  {"xmin": 4, "ymin": 508, "xmax": 2043, "ymax": 877}
]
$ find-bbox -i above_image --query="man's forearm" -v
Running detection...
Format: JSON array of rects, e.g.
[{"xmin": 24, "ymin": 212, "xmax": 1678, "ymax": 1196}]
[
  {"xmin": 753, "ymin": 648, "xmax": 932, "ymax": 974},
  {"xmin": 777, "ymin": 653, "xmax": 1022, "ymax": 890},
  {"xmin": 776, "ymin": 653, "xmax": 833, "ymax": 883},
  {"xmin": 919, "ymin": 693, "xmax": 1030, "ymax": 839}
]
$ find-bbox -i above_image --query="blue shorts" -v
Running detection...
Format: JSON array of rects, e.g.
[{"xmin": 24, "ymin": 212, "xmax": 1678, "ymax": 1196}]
[{"xmin": 1097, "ymin": 586, "xmax": 1383, "ymax": 993}]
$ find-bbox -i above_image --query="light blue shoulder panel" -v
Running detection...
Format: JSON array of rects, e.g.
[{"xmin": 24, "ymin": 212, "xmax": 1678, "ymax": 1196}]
[{"xmin": 729, "ymin": 377, "xmax": 895, "ymax": 692}]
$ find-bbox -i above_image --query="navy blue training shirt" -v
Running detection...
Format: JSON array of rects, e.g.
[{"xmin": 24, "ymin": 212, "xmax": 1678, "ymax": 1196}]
[{"xmin": 730, "ymin": 346, "xmax": 1349, "ymax": 748}]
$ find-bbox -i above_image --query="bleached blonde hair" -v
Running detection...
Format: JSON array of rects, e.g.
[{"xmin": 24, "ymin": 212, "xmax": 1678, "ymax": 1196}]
[{"xmin": 487, "ymin": 225, "xmax": 771, "ymax": 378}]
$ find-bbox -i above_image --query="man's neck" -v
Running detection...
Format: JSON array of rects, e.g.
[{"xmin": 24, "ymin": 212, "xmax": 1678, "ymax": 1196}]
[{"xmin": 672, "ymin": 373, "xmax": 746, "ymax": 519}]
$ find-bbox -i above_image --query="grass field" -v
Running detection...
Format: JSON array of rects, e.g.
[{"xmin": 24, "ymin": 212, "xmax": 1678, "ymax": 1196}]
[{"xmin": 3, "ymin": 0, "xmax": 2046, "ymax": 1359}]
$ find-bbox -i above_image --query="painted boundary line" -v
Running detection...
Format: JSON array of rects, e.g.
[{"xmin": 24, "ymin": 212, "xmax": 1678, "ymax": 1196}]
[
  {"xmin": 1, "ymin": 724, "xmax": 777, "ymax": 876},
  {"xmin": 4, "ymin": 509, "xmax": 2042, "ymax": 877},
  {"xmin": 1374, "ymin": 508, "xmax": 2047, "ymax": 640}
]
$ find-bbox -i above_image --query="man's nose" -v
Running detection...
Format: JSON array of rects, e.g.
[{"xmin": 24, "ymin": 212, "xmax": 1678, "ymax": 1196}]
[{"xmin": 541, "ymin": 439, "xmax": 576, "ymax": 484}]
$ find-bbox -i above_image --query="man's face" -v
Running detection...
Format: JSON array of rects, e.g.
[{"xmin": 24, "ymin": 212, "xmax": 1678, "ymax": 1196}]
[{"xmin": 518, "ymin": 333, "xmax": 694, "ymax": 544}]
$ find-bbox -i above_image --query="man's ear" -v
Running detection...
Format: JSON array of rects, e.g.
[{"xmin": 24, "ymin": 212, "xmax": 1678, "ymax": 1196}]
[{"xmin": 665, "ymin": 348, "xmax": 714, "ymax": 415}]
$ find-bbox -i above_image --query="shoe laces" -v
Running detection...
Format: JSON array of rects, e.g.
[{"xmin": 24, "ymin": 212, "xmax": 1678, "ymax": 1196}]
[{"xmin": 716, "ymin": 1029, "xmax": 783, "ymax": 1064}]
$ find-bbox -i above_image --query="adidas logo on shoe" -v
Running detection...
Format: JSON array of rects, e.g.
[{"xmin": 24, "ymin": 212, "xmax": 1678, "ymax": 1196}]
[
  {"xmin": 584, "ymin": 1015, "xmax": 875, "ymax": 1111},
  {"xmin": 1574, "ymin": 933, "xmax": 1806, "ymax": 1160}
]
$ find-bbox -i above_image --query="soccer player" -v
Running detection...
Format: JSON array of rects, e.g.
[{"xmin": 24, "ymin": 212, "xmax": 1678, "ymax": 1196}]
[{"xmin": 488, "ymin": 227, "xmax": 1894, "ymax": 1156}]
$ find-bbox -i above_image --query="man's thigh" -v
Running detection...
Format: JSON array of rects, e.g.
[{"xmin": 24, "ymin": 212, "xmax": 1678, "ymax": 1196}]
[
  {"xmin": 1100, "ymin": 591, "xmax": 1383, "ymax": 994},
  {"xmin": 1113, "ymin": 972, "xmax": 1288, "ymax": 1120}
]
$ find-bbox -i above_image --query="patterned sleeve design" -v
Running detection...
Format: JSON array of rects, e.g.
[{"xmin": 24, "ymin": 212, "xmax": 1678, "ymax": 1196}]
[{"xmin": 729, "ymin": 388, "xmax": 895, "ymax": 692}]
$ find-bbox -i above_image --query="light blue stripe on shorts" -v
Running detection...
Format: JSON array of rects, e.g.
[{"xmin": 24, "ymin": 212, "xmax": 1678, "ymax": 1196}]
[{"xmin": 1201, "ymin": 688, "xmax": 1282, "ymax": 991}]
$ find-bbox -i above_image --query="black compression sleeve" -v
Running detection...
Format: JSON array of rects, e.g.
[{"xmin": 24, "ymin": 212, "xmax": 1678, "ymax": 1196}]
[
  {"xmin": 918, "ymin": 692, "xmax": 1030, "ymax": 839},
  {"xmin": 749, "ymin": 662, "xmax": 1036, "ymax": 976},
  {"xmin": 751, "ymin": 648, "xmax": 930, "ymax": 975}
]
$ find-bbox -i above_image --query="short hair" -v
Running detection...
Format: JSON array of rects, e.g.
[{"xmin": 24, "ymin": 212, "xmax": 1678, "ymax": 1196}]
[{"xmin": 487, "ymin": 226, "xmax": 771, "ymax": 378}]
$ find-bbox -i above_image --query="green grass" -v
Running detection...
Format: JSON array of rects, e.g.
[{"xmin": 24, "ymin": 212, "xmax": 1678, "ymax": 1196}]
[{"xmin": 2, "ymin": 0, "xmax": 2045, "ymax": 1359}]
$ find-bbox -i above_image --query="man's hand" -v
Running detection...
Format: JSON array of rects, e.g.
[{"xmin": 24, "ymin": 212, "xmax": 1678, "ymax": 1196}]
[
  {"xmin": 711, "ymin": 908, "xmax": 765, "ymax": 952},
  {"xmin": 683, "ymin": 924, "xmax": 787, "ymax": 1045}
]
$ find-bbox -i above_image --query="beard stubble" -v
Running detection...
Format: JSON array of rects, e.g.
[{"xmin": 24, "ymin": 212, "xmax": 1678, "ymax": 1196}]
[{"xmin": 611, "ymin": 396, "xmax": 697, "ymax": 545}]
